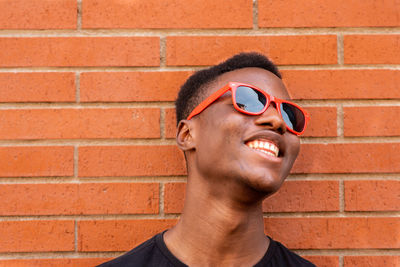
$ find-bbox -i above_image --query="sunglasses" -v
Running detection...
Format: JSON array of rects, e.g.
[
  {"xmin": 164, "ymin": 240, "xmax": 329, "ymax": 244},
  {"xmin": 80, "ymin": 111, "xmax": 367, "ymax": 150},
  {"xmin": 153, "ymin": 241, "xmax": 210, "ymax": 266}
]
[{"xmin": 187, "ymin": 82, "xmax": 310, "ymax": 136}]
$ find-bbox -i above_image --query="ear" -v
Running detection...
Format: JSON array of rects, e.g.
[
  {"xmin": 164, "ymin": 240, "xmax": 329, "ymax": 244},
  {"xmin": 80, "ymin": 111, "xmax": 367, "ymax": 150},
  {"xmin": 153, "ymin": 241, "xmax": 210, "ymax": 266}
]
[{"xmin": 176, "ymin": 120, "xmax": 196, "ymax": 151}]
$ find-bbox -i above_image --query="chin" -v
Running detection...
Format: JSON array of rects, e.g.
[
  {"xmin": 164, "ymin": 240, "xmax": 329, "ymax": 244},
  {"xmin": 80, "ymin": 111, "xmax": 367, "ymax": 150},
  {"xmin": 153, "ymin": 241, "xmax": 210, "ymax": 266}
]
[
  {"xmin": 242, "ymin": 171, "xmax": 286, "ymax": 199},
  {"xmin": 256, "ymin": 179, "xmax": 285, "ymax": 197}
]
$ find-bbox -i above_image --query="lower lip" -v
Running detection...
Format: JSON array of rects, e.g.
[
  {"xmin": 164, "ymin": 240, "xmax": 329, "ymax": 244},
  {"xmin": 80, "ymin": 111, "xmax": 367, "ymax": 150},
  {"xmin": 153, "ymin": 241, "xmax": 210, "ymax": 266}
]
[{"xmin": 246, "ymin": 146, "xmax": 282, "ymax": 162}]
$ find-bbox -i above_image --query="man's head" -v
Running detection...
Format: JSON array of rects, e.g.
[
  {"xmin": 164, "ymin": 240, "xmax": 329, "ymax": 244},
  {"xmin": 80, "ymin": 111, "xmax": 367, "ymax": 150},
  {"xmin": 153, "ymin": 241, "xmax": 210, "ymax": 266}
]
[
  {"xmin": 175, "ymin": 53, "xmax": 304, "ymax": 200},
  {"xmin": 175, "ymin": 52, "xmax": 281, "ymax": 124}
]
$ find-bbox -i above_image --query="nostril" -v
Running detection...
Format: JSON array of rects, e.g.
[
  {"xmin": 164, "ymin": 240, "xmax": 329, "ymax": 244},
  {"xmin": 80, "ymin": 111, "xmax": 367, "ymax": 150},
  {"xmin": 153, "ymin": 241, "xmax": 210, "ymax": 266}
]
[
  {"xmin": 277, "ymin": 126, "xmax": 285, "ymax": 135},
  {"xmin": 268, "ymin": 122, "xmax": 285, "ymax": 135}
]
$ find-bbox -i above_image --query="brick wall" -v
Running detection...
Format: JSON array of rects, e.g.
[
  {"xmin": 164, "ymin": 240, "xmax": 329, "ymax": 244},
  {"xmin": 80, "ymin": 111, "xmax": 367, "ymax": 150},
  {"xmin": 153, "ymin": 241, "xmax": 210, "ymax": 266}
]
[{"xmin": 0, "ymin": 1, "xmax": 399, "ymax": 266}]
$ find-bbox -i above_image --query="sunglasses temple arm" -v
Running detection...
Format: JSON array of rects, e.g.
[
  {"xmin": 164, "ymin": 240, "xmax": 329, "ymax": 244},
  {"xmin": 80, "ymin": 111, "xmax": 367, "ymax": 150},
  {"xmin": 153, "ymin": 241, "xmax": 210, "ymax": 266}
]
[{"xmin": 187, "ymin": 85, "xmax": 231, "ymax": 120}]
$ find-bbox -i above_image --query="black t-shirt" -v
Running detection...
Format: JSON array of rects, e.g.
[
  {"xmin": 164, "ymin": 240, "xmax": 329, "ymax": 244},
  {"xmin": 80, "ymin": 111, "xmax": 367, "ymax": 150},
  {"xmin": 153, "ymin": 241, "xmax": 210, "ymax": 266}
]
[{"xmin": 98, "ymin": 232, "xmax": 316, "ymax": 267}]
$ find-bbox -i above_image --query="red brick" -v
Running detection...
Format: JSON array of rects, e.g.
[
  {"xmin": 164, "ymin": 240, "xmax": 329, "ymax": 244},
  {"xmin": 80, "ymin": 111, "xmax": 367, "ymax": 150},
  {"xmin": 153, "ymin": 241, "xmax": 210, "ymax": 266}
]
[
  {"xmin": 78, "ymin": 146, "xmax": 186, "ymax": 177},
  {"xmin": 259, "ymin": 0, "xmax": 400, "ymax": 28},
  {"xmin": 303, "ymin": 107, "xmax": 337, "ymax": 137},
  {"xmin": 344, "ymin": 256, "xmax": 400, "ymax": 267},
  {"xmin": 0, "ymin": 258, "xmax": 111, "ymax": 267},
  {"xmin": 80, "ymin": 72, "xmax": 191, "ymax": 102},
  {"xmin": 164, "ymin": 182, "xmax": 186, "ymax": 214},
  {"xmin": 0, "ymin": 73, "xmax": 75, "ymax": 102},
  {"xmin": 165, "ymin": 181, "xmax": 339, "ymax": 213},
  {"xmin": 77, "ymin": 183, "xmax": 160, "ymax": 215},
  {"xmin": 263, "ymin": 180, "xmax": 339, "ymax": 212},
  {"xmin": 165, "ymin": 108, "xmax": 177, "ymax": 139},
  {"xmin": 0, "ymin": 147, "xmax": 73, "ymax": 177},
  {"xmin": 344, "ymin": 106, "xmax": 400, "ymax": 136},
  {"xmin": 0, "ymin": 220, "xmax": 74, "ymax": 252},
  {"xmin": 78, "ymin": 219, "xmax": 177, "ymax": 251},
  {"xmin": 0, "ymin": 184, "xmax": 75, "ymax": 215},
  {"xmin": 166, "ymin": 36, "xmax": 337, "ymax": 66},
  {"xmin": 264, "ymin": 217, "xmax": 400, "ymax": 249},
  {"xmin": 293, "ymin": 143, "xmax": 400, "ymax": 173},
  {"xmin": 0, "ymin": 108, "xmax": 160, "ymax": 139},
  {"xmin": 0, "ymin": 37, "xmax": 159, "ymax": 67},
  {"xmin": 282, "ymin": 69, "xmax": 400, "ymax": 100},
  {"xmin": 345, "ymin": 180, "xmax": 400, "ymax": 211},
  {"xmin": 344, "ymin": 35, "xmax": 400, "ymax": 64},
  {"xmin": 0, "ymin": 0, "xmax": 76, "ymax": 29},
  {"xmin": 303, "ymin": 256, "xmax": 339, "ymax": 267},
  {"xmin": 82, "ymin": 0, "xmax": 252, "ymax": 29},
  {"xmin": 0, "ymin": 183, "xmax": 159, "ymax": 215}
]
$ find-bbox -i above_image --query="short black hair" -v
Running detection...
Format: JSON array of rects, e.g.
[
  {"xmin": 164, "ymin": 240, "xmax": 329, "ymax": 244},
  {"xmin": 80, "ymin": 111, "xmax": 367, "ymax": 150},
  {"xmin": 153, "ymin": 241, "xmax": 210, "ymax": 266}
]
[{"xmin": 175, "ymin": 52, "xmax": 281, "ymax": 124}]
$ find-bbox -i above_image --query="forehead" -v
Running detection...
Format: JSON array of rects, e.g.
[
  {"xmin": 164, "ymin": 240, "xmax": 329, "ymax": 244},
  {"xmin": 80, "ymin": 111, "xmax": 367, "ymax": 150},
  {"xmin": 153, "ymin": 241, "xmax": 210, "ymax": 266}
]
[{"xmin": 207, "ymin": 67, "xmax": 290, "ymax": 100}]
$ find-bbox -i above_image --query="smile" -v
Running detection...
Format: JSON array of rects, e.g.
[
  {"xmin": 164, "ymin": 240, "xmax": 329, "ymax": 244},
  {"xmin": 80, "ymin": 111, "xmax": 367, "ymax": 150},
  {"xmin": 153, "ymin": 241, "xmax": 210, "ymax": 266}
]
[{"xmin": 245, "ymin": 140, "xmax": 279, "ymax": 157}]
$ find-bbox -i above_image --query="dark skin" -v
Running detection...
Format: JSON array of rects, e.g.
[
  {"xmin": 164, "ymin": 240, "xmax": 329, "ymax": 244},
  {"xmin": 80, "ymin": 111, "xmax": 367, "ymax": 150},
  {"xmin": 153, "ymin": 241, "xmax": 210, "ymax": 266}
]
[{"xmin": 164, "ymin": 67, "xmax": 301, "ymax": 266}]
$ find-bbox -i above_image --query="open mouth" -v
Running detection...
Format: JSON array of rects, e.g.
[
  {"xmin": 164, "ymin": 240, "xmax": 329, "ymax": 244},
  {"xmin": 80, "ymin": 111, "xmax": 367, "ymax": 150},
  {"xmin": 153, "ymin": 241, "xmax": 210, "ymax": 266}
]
[{"xmin": 245, "ymin": 140, "xmax": 279, "ymax": 157}]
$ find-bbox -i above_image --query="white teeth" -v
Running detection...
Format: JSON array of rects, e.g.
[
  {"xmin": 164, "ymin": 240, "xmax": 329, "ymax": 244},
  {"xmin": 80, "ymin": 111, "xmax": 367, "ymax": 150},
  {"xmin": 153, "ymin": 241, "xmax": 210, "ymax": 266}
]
[
  {"xmin": 255, "ymin": 149, "xmax": 275, "ymax": 157},
  {"xmin": 246, "ymin": 140, "xmax": 279, "ymax": 157},
  {"xmin": 263, "ymin": 142, "xmax": 267, "ymax": 149}
]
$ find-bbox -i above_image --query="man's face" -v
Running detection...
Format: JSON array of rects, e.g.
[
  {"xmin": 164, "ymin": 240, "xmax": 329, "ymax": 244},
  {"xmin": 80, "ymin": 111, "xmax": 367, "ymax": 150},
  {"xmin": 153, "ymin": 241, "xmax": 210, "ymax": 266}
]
[{"xmin": 189, "ymin": 67, "xmax": 301, "ymax": 199}]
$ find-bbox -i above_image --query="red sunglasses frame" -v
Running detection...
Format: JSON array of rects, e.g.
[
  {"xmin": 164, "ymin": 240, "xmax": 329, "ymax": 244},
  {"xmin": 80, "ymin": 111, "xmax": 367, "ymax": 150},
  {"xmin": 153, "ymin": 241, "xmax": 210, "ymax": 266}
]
[{"xmin": 187, "ymin": 82, "xmax": 310, "ymax": 136}]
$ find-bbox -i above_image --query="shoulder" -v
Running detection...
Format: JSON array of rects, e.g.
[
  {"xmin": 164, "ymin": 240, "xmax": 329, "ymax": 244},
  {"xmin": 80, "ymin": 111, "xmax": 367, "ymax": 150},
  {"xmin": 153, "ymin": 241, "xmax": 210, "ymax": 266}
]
[
  {"xmin": 257, "ymin": 237, "xmax": 316, "ymax": 267},
  {"xmin": 96, "ymin": 233, "xmax": 167, "ymax": 267}
]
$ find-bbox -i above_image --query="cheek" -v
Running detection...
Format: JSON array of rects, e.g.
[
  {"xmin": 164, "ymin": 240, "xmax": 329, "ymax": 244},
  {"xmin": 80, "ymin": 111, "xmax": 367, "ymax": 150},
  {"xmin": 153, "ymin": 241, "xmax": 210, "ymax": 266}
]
[
  {"xmin": 279, "ymin": 136, "xmax": 300, "ymax": 179},
  {"xmin": 195, "ymin": 115, "xmax": 245, "ymax": 159},
  {"xmin": 201, "ymin": 111, "xmax": 244, "ymax": 138},
  {"xmin": 286, "ymin": 135, "xmax": 301, "ymax": 164}
]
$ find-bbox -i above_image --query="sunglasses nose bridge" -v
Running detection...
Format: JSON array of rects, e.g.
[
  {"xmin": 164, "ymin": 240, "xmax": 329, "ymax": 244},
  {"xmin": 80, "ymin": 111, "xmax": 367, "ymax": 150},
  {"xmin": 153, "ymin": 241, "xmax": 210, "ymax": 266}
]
[
  {"xmin": 268, "ymin": 95, "xmax": 277, "ymax": 105},
  {"xmin": 265, "ymin": 95, "xmax": 281, "ymax": 113}
]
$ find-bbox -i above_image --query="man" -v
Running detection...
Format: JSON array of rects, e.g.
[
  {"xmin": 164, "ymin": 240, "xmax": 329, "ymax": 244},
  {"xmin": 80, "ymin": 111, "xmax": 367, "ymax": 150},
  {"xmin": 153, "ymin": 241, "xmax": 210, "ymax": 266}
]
[{"xmin": 99, "ymin": 52, "xmax": 315, "ymax": 266}]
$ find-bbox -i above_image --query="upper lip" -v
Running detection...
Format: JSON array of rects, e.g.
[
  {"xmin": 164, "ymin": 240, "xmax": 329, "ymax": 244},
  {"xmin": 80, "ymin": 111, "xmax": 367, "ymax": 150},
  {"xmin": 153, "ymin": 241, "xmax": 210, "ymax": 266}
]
[{"xmin": 243, "ymin": 131, "xmax": 285, "ymax": 157}]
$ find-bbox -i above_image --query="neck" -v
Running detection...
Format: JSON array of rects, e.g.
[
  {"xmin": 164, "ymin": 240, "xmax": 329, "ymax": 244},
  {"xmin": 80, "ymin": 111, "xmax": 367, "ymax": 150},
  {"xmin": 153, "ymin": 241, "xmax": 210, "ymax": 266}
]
[{"xmin": 164, "ymin": 177, "xmax": 269, "ymax": 267}]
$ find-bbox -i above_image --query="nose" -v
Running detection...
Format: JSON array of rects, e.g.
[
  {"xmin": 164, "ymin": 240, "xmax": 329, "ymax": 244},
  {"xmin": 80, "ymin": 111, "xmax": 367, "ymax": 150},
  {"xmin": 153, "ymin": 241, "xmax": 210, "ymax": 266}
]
[{"xmin": 254, "ymin": 102, "xmax": 287, "ymax": 134}]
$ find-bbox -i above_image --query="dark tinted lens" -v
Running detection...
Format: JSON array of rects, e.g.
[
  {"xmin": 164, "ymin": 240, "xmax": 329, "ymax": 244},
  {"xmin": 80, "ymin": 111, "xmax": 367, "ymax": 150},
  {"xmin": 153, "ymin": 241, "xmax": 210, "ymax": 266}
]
[
  {"xmin": 280, "ymin": 103, "xmax": 305, "ymax": 132},
  {"xmin": 235, "ymin": 86, "xmax": 266, "ymax": 113}
]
